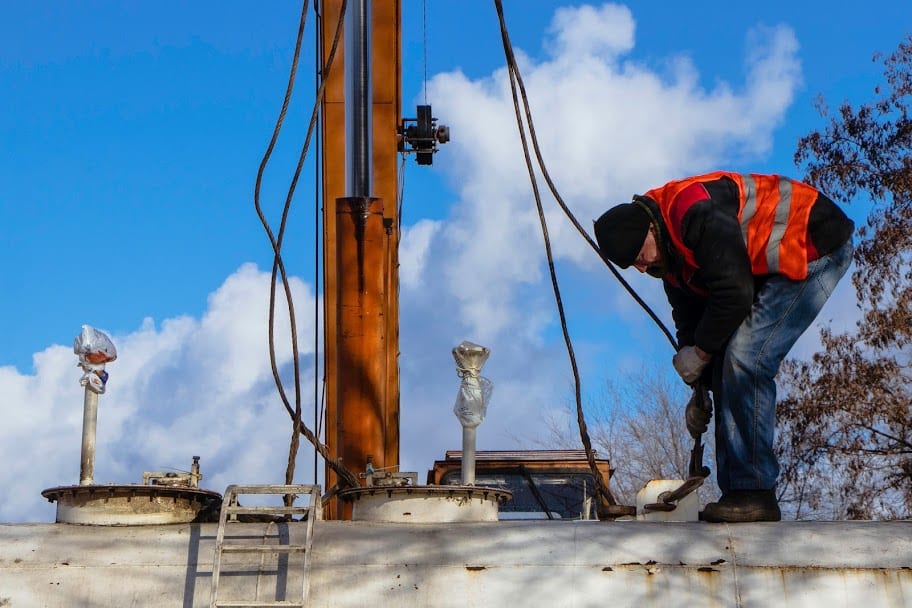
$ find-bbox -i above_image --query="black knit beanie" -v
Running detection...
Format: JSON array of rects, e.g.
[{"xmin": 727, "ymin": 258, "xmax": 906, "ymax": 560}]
[{"xmin": 594, "ymin": 202, "xmax": 651, "ymax": 268}]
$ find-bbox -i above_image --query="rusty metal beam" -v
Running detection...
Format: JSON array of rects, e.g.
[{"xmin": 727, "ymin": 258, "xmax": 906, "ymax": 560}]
[
  {"xmin": 373, "ymin": 0, "xmax": 402, "ymax": 495},
  {"xmin": 320, "ymin": 0, "xmax": 401, "ymax": 520},
  {"xmin": 319, "ymin": 0, "xmax": 345, "ymax": 519}
]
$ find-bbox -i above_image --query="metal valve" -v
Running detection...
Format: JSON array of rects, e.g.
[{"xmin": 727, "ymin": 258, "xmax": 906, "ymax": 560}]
[{"xmin": 399, "ymin": 104, "xmax": 449, "ymax": 165}]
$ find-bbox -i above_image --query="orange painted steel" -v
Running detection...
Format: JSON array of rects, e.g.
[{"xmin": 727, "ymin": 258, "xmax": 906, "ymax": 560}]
[{"xmin": 320, "ymin": 0, "xmax": 401, "ymax": 520}]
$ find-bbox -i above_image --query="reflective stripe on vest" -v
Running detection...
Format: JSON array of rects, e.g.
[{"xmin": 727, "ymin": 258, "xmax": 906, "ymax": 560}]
[
  {"xmin": 645, "ymin": 172, "xmax": 817, "ymax": 280},
  {"xmin": 737, "ymin": 173, "xmax": 816, "ymax": 277},
  {"xmin": 741, "ymin": 174, "xmax": 792, "ymax": 273}
]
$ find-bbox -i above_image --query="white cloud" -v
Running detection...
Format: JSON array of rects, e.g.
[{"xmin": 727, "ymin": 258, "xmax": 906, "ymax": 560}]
[
  {"xmin": 0, "ymin": 264, "xmax": 318, "ymax": 522},
  {"xmin": 423, "ymin": 4, "xmax": 804, "ymax": 342},
  {"xmin": 546, "ymin": 4, "xmax": 635, "ymax": 60},
  {"xmin": 1, "ymin": 5, "xmax": 821, "ymax": 522},
  {"xmin": 393, "ymin": 4, "xmax": 809, "ymax": 470},
  {"xmin": 399, "ymin": 219, "xmax": 441, "ymax": 290}
]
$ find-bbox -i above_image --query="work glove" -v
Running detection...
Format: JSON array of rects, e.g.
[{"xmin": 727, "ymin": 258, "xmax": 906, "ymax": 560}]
[
  {"xmin": 685, "ymin": 383, "xmax": 713, "ymax": 438},
  {"xmin": 673, "ymin": 345, "xmax": 709, "ymax": 385}
]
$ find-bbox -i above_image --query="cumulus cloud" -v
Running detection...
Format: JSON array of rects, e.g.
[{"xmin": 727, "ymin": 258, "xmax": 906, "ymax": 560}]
[
  {"xmin": 399, "ymin": 219, "xmax": 441, "ymax": 290},
  {"xmin": 546, "ymin": 4, "xmax": 635, "ymax": 59},
  {"xmin": 395, "ymin": 4, "xmax": 806, "ymax": 469},
  {"xmin": 1, "ymin": 4, "xmax": 815, "ymax": 521},
  {"xmin": 0, "ymin": 264, "xmax": 319, "ymax": 522},
  {"xmin": 417, "ymin": 5, "xmax": 803, "ymax": 345}
]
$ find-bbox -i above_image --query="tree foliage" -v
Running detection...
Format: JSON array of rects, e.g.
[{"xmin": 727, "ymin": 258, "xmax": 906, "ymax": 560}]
[{"xmin": 778, "ymin": 34, "xmax": 912, "ymax": 519}]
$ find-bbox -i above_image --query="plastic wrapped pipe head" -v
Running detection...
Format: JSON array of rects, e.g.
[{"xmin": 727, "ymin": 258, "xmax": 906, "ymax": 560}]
[
  {"xmin": 74, "ymin": 325, "xmax": 117, "ymax": 394},
  {"xmin": 452, "ymin": 341, "xmax": 490, "ymax": 376},
  {"xmin": 453, "ymin": 341, "xmax": 493, "ymax": 428},
  {"xmin": 74, "ymin": 325, "xmax": 117, "ymax": 363}
]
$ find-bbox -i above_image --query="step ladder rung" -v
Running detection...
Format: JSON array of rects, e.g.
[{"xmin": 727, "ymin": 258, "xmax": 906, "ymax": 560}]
[
  {"xmin": 224, "ymin": 485, "xmax": 312, "ymax": 495},
  {"xmin": 211, "ymin": 484, "xmax": 322, "ymax": 608},
  {"xmin": 214, "ymin": 601, "xmax": 305, "ymax": 607},
  {"xmin": 221, "ymin": 545, "xmax": 307, "ymax": 554},
  {"xmin": 225, "ymin": 506, "xmax": 312, "ymax": 515}
]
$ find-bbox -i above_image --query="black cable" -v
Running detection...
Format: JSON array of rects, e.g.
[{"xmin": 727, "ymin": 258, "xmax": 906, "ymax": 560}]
[
  {"xmin": 251, "ymin": 0, "xmax": 309, "ymax": 491},
  {"xmin": 494, "ymin": 0, "xmax": 617, "ymax": 508},
  {"xmin": 494, "ymin": 7, "xmax": 677, "ymax": 350},
  {"xmin": 313, "ymin": 0, "xmax": 322, "ymax": 485},
  {"xmin": 422, "ymin": 0, "xmax": 428, "ymax": 104},
  {"xmin": 397, "ymin": 154, "xmax": 406, "ymax": 232},
  {"xmin": 253, "ymin": 0, "xmax": 358, "ymax": 490},
  {"xmin": 493, "ymin": 0, "xmax": 682, "ymax": 513}
]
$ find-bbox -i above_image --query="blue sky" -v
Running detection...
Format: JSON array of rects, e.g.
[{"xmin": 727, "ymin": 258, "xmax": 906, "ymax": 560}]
[{"xmin": 1, "ymin": 1, "xmax": 909, "ymax": 521}]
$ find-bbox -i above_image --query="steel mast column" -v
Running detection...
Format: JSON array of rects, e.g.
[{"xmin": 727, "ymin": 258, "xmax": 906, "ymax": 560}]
[{"xmin": 320, "ymin": 0, "xmax": 401, "ymax": 519}]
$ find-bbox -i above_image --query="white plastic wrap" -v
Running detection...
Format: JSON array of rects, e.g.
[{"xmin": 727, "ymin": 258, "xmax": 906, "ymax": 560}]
[
  {"xmin": 452, "ymin": 341, "xmax": 493, "ymax": 428},
  {"xmin": 454, "ymin": 375, "xmax": 492, "ymax": 428},
  {"xmin": 73, "ymin": 325, "xmax": 117, "ymax": 394}
]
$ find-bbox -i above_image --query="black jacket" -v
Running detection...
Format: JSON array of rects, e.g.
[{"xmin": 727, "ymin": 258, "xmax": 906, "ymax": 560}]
[{"xmin": 642, "ymin": 175, "xmax": 854, "ymax": 354}]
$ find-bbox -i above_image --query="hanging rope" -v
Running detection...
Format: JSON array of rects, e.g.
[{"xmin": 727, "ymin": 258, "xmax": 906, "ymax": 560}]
[
  {"xmin": 493, "ymin": 0, "xmax": 679, "ymax": 514},
  {"xmin": 253, "ymin": 0, "xmax": 359, "ymax": 490}
]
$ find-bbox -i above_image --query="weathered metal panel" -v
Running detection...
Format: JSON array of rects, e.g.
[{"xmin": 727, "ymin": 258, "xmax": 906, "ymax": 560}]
[
  {"xmin": 0, "ymin": 522, "xmax": 309, "ymax": 607},
  {"xmin": 305, "ymin": 521, "xmax": 912, "ymax": 607},
  {"xmin": 1, "ymin": 520, "xmax": 910, "ymax": 607}
]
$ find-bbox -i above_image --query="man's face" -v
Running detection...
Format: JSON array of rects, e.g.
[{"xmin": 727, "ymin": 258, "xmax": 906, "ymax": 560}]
[{"xmin": 632, "ymin": 224, "xmax": 664, "ymax": 276}]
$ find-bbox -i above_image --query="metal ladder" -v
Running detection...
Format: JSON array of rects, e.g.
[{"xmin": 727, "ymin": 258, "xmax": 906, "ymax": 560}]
[{"xmin": 210, "ymin": 484, "xmax": 322, "ymax": 608}]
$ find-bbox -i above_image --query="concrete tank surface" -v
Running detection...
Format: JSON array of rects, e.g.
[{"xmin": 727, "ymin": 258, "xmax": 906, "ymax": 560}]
[{"xmin": 0, "ymin": 520, "xmax": 910, "ymax": 607}]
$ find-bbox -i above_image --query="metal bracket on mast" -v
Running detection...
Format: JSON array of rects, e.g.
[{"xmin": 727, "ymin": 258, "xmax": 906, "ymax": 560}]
[{"xmin": 399, "ymin": 104, "xmax": 449, "ymax": 165}]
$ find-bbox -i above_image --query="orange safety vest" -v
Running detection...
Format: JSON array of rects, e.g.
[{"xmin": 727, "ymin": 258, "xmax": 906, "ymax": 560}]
[{"xmin": 644, "ymin": 171, "xmax": 819, "ymax": 280}]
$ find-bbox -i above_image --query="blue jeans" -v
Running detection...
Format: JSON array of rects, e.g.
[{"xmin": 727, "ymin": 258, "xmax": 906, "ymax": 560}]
[{"xmin": 713, "ymin": 238, "xmax": 853, "ymax": 493}]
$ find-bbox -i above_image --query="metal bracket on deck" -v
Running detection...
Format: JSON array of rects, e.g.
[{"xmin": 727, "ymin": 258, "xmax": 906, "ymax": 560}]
[
  {"xmin": 643, "ymin": 476, "xmax": 705, "ymax": 512},
  {"xmin": 644, "ymin": 383, "xmax": 713, "ymax": 514}
]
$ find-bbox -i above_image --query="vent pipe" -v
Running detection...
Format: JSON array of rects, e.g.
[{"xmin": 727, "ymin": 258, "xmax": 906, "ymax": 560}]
[
  {"xmin": 347, "ymin": 0, "xmax": 372, "ymax": 197},
  {"xmin": 452, "ymin": 342, "xmax": 492, "ymax": 485},
  {"xmin": 73, "ymin": 326, "xmax": 117, "ymax": 485}
]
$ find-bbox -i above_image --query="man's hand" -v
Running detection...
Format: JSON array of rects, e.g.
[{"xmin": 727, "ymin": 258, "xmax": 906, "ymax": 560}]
[
  {"xmin": 685, "ymin": 383, "xmax": 713, "ymax": 438},
  {"xmin": 672, "ymin": 345, "xmax": 710, "ymax": 384}
]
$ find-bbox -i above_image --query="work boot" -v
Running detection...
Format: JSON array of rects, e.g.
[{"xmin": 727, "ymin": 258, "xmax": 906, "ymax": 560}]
[{"xmin": 700, "ymin": 490, "xmax": 781, "ymax": 523}]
